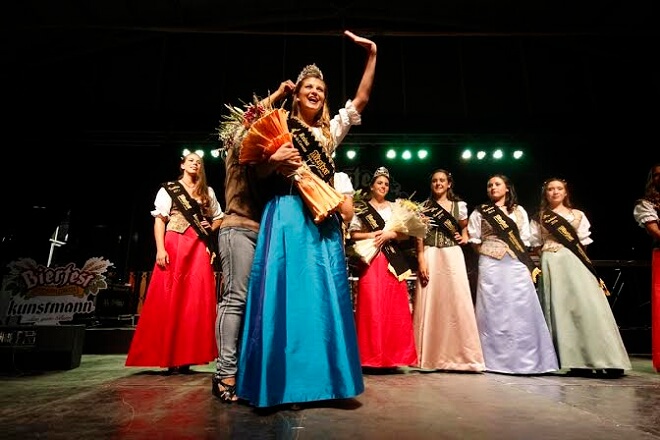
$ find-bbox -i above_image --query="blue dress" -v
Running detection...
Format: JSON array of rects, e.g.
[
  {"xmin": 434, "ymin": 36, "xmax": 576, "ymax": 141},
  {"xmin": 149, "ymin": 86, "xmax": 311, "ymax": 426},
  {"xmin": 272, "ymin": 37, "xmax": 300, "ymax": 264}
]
[
  {"xmin": 236, "ymin": 194, "xmax": 364, "ymax": 407},
  {"xmin": 237, "ymin": 100, "xmax": 365, "ymax": 407}
]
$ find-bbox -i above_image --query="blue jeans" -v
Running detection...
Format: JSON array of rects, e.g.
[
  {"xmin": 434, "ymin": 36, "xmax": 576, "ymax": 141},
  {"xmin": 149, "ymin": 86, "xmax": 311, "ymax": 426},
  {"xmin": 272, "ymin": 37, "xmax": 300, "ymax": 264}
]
[{"xmin": 215, "ymin": 227, "xmax": 258, "ymax": 378}]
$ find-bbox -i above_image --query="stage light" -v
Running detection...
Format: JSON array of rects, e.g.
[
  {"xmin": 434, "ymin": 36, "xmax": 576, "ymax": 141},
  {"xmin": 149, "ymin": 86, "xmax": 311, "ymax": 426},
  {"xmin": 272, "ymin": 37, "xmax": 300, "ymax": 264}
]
[
  {"xmin": 476, "ymin": 151, "xmax": 486, "ymax": 160},
  {"xmin": 386, "ymin": 149, "xmax": 397, "ymax": 159},
  {"xmin": 346, "ymin": 149, "xmax": 357, "ymax": 160},
  {"xmin": 417, "ymin": 149, "xmax": 428, "ymax": 159},
  {"xmin": 402, "ymin": 150, "xmax": 412, "ymax": 160},
  {"xmin": 210, "ymin": 149, "xmax": 221, "ymax": 158},
  {"xmin": 492, "ymin": 149, "xmax": 504, "ymax": 160},
  {"xmin": 461, "ymin": 149, "xmax": 473, "ymax": 160},
  {"xmin": 513, "ymin": 150, "xmax": 523, "ymax": 159}
]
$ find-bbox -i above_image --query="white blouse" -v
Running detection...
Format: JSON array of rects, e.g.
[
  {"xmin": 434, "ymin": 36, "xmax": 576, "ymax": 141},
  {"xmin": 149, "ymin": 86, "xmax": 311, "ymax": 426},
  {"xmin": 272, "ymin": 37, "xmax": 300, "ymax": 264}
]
[
  {"xmin": 349, "ymin": 201, "xmax": 392, "ymax": 232},
  {"xmin": 150, "ymin": 186, "xmax": 224, "ymax": 221},
  {"xmin": 529, "ymin": 209, "xmax": 593, "ymax": 248},
  {"xmin": 633, "ymin": 199, "xmax": 659, "ymax": 227},
  {"xmin": 467, "ymin": 205, "xmax": 532, "ymax": 247},
  {"xmin": 308, "ymin": 100, "xmax": 361, "ymax": 155},
  {"xmin": 334, "ymin": 172, "xmax": 355, "ymax": 196}
]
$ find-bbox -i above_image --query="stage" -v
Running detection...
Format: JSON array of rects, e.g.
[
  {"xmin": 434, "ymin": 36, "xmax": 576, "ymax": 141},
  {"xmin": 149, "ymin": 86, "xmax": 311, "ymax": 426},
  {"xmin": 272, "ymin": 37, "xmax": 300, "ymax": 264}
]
[{"xmin": 0, "ymin": 354, "xmax": 659, "ymax": 439}]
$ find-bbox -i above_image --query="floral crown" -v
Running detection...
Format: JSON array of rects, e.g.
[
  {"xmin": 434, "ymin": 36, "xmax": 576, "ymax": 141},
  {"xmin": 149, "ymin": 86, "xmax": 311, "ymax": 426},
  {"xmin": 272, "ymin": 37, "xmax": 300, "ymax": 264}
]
[
  {"xmin": 296, "ymin": 64, "xmax": 324, "ymax": 84},
  {"xmin": 373, "ymin": 166, "xmax": 390, "ymax": 180}
]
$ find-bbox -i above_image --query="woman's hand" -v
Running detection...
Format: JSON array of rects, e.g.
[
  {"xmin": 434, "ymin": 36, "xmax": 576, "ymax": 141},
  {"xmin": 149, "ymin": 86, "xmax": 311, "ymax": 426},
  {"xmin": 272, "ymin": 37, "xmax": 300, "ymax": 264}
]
[
  {"xmin": 373, "ymin": 229, "xmax": 395, "ymax": 249},
  {"xmin": 277, "ymin": 80, "xmax": 295, "ymax": 97},
  {"xmin": 454, "ymin": 231, "xmax": 468, "ymax": 245},
  {"xmin": 345, "ymin": 29, "xmax": 377, "ymax": 114},
  {"xmin": 270, "ymin": 142, "xmax": 302, "ymax": 175},
  {"xmin": 344, "ymin": 30, "xmax": 377, "ymax": 54},
  {"xmin": 417, "ymin": 259, "xmax": 429, "ymax": 287},
  {"xmin": 155, "ymin": 249, "xmax": 169, "ymax": 268}
]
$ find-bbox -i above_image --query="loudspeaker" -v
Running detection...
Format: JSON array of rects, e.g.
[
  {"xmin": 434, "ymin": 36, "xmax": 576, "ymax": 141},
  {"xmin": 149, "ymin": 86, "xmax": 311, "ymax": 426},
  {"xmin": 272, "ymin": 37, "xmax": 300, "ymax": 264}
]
[{"xmin": 0, "ymin": 325, "xmax": 86, "ymax": 372}]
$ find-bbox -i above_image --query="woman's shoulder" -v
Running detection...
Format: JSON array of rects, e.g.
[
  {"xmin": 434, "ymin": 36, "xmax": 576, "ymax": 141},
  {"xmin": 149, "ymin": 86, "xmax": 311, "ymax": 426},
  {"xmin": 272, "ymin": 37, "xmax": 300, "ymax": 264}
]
[
  {"xmin": 570, "ymin": 208, "xmax": 586, "ymax": 218},
  {"xmin": 513, "ymin": 204, "xmax": 528, "ymax": 214}
]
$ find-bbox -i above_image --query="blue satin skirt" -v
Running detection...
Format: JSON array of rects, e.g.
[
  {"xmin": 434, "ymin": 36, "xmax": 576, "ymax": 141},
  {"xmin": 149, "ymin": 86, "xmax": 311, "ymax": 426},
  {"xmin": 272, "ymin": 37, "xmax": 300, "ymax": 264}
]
[{"xmin": 236, "ymin": 194, "xmax": 364, "ymax": 408}]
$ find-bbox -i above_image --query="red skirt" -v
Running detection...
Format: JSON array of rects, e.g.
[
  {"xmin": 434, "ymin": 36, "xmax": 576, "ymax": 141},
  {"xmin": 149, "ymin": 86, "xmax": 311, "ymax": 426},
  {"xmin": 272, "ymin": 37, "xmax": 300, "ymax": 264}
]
[
  {"xmin": 652, "ymin": 249, "xmax": 660, "ymax": 371},
  {"xmin": 354, "ymin": 252, "xmax": 418, "ymax": 367},
  {"xmin": 126, "ymin": 227, "xmax": 218, "ymax": 368}
]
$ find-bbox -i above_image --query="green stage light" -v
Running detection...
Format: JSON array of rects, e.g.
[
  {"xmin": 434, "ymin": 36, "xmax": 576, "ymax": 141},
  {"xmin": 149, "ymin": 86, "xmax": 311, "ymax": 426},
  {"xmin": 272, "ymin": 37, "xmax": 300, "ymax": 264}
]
[
  {"xmin": 346, "ymin": 149, "xmax": 357, "ymax": 160},
  {"xmin": 417, "ymin": 149, "xmax": 428, "ymax": 159},
  {"xmin": 210, "ymin": 149, "xmax": 221, "ymax": 158},
  {"xmin": 461, "ymin": 149, "xmax": 473, "ymax": 160},
  {"xmin": 492, "ymin": 149, "xmax": 504, "ymax": 160},
  {"xmin": 513, "ymin": 150, "xmax": 523, "ymax": 159},
  {"xmin": 402, "ymin": 150, "xmax": 412, "ymax": 160},
  {"xmin": 476, "ymin": 151, "xmax": 487, "ymax": 160},
  {"xmin": 386, "ymin": 149, "xmax": 397, "ymax": 159}
]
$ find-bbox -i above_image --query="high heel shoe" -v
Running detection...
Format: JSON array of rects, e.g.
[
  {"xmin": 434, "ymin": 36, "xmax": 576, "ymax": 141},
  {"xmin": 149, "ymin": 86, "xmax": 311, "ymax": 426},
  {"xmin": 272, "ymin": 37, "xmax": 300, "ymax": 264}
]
[
  {"xmin": 177, "ymin": 365, "xmax": 192, "ymax": 374},
  {"xmin": 211, "ymin": 375, "xmax": 238, "ymax": 403}
]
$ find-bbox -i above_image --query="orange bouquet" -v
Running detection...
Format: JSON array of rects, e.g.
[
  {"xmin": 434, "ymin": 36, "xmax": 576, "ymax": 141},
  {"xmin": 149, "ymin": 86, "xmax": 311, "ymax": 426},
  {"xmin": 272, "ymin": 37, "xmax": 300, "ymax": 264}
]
[
  {"xmin": 235, "ymin": 103, "xmax": 344, "ymax": 224},
  {"xmin": 238, "ymin": 108, "xmax": 292, "ymax": 164}
]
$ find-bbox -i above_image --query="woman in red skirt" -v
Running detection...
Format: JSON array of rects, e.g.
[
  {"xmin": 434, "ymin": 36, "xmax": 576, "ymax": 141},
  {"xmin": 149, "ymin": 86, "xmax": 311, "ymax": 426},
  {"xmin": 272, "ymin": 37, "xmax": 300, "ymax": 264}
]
[{"xmin": 126, "ymin": 152, "xmax": 224, "ymax": 374}]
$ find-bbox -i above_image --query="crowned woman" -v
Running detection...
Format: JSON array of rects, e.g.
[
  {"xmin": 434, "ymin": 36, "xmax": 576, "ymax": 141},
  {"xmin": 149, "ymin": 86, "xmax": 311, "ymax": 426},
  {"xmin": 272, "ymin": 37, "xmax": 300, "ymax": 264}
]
[
  {"xmin": 236, "ymin": 30, "xmax": 377, "ymax": 409},
  {"xmin": 349, "ymin": 167, "xmax": 419, "ymax": 370}
]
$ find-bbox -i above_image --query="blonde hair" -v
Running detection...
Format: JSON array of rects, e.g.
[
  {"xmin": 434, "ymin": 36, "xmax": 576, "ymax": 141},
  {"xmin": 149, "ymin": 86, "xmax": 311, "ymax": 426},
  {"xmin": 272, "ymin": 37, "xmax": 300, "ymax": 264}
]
[{"xmin": 291, "ymin": 68, "xmax": 332, "ymax": 144}]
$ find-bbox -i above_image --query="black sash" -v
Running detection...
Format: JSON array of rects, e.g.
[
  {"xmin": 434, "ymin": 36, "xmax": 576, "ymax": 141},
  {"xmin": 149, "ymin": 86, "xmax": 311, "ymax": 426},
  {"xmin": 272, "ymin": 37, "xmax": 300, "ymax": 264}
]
[
  {"xmin": 425, "ymin": 199, "xmax": 462, "ymax": 245},
  {"xmin": 356, "ymin": 202, "xmax": 411, "ymax": 280},
  {"xmin": 540, "ymin": 209, "xmax": 610, "ymax": 295},
  {"xmin": 477, "ymin": 204, "xmax": 541, "ymax": 283},
  {"xmin": 288, "ymin": 117, "xmax": 335, "ymax": 183},
  {"xmin": 162, "ymin": 181, "xmax": 217, "ymax": 263}
]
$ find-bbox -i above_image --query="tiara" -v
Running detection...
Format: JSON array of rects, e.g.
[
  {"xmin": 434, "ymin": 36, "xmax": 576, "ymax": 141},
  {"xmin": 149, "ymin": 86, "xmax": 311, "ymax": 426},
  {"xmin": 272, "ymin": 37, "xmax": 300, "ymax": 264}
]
[
  {"xmin": 296, "ymin": 64, "xmax": 324, "ymax": 84},
  {"xmin": 373, "ymin": 166, "xmax": 390, "ymax": 179}
]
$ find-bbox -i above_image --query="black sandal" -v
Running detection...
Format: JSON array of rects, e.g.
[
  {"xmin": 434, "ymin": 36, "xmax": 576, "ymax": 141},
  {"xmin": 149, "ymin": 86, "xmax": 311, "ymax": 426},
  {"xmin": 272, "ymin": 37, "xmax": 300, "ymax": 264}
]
[{"xmin": 211, "ymin": 375, "xmax": 238, "ymax": 403}]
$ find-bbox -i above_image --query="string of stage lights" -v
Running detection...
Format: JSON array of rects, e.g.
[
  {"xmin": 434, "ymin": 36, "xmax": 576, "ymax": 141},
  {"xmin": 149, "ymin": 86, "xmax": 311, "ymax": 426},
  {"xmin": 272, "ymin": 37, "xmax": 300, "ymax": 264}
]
[{"xmin": 181, "ymin": 146, "xmax": 527, "ymax": 164}]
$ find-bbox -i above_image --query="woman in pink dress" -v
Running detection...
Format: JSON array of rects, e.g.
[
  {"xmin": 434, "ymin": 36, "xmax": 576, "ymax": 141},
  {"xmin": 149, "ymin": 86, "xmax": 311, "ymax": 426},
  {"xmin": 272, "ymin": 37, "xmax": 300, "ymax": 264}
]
[{"xmin": 414, "ymin": 169, "xmax": 484, "ymax": 372}]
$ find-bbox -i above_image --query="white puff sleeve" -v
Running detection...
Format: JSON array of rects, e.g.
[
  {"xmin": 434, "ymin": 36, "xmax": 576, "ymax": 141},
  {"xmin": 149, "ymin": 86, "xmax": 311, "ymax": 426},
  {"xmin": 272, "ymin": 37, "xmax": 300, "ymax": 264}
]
[
  {"xmin": 328, "ymin": 100, "xmax": 362, "ymax": 155},
  {"xmin": 207, "ymin": 187, "xmax": 225, "ymax": 221},
  {"xmin": 150, "ymin": 187, "xmax": 172, "ymax": 219},
  {"xmin": 334, "ymin": 172, "xmax": 355, "ymax": 196}
]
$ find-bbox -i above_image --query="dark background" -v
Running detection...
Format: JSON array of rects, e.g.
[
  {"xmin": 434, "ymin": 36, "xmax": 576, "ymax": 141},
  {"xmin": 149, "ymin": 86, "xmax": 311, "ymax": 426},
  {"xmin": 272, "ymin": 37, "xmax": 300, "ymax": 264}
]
[{"xmin": 1, "ymin": 1, "xmax": 658, "ymax": 278}]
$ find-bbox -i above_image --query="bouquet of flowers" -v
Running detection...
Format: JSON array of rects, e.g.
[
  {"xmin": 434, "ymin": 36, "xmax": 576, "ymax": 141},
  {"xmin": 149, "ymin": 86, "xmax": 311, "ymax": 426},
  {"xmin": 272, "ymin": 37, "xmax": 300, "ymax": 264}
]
[
  {"xmin": 218, "ymin": 96, "xmax": 344, "ymax": 224},
  {"xmin": 352, "ymin": 193, "xmax": 431, "ymax": 266},
  {"xmin": 238, "ymin": 108, "xmax": 292, "ymax": 164}
]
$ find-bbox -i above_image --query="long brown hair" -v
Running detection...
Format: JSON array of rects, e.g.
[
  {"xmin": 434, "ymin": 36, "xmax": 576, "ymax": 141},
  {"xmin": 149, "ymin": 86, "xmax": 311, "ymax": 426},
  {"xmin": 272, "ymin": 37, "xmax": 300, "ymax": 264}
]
[
  {"xmin": 488, "ymin": 173, "xmax": 517, "ymax": 214},
  {"xmin": 642, "ymin": 163, "xmax": 660, "ymax": 208},
  {"xmin": 178, "ymin": 153, "xmax": 214, "ymax": 217}
]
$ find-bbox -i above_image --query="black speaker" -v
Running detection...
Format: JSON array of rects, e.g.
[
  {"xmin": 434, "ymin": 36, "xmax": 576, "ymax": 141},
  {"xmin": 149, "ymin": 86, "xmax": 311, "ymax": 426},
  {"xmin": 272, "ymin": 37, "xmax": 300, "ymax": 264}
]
[{"xmin": 0, "ymin": 325, "xmax": 86, "ymax": 372}]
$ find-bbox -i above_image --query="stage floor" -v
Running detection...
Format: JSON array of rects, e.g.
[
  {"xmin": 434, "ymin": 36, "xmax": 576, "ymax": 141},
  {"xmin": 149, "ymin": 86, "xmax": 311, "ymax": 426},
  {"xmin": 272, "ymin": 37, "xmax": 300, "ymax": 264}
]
[{"xmin": 1, "ymin": 355, "xmax": 660, "ymax": 439}]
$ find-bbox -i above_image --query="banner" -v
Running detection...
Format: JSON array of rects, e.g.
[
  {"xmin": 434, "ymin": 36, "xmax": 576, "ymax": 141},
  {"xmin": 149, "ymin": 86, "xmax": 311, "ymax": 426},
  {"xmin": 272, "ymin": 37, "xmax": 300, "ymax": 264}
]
[{"xmin": 1, "ymin": 257, "xmax": 112, "ymax": 325}]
